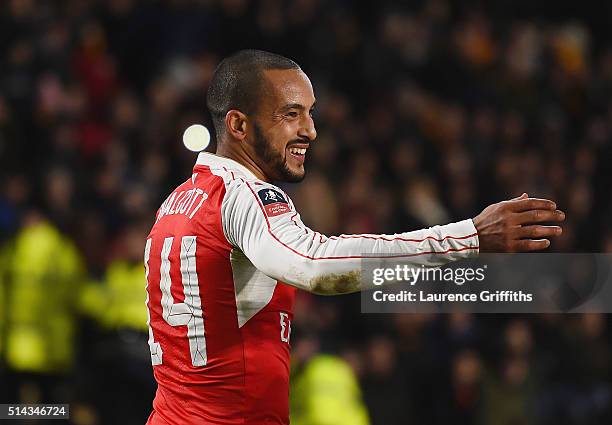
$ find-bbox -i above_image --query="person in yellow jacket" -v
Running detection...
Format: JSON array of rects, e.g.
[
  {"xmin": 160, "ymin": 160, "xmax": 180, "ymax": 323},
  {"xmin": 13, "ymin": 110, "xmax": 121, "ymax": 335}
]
[
  {"xmin": 2, "ymin": 211, "xmax": 84, "ymax": 402},
  {"xmin": 0, "ymin": 242, "xmax": 8, "ymax": 401},
  {"xmin": 79, "ymin": 218, "xmax": 151, "ymax": 334},
  {"xmin": 78, "ymin": 219, "xmax": 156, "ymax": 424},
  {"xmin": 291, "ymin": 352, "xmax": 370, "ymax": 425},
  {"xmin": 79, "ymin": 258, "xmax": 148, "ymax": 332},
  {"xmin": 0, "ymin": 244, "xmax": 7, "ymax": 356}
]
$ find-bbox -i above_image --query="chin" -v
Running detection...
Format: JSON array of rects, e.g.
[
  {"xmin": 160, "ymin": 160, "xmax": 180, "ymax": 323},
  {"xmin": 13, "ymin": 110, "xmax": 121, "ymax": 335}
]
[
  {"xmin": 273, "ymin": 161, "xmax": 305, "ymax": 183},
  {"xmin": 283, "ymin": 168, "xmax": 306, "ymax": 183},
  {"xmin": 285, "ymin": 172, "xmax": 306, "ymax": 183}
]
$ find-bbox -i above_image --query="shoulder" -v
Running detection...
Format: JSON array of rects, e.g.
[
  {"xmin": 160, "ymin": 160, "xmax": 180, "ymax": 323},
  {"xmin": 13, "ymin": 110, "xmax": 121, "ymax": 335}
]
[
  {"xmin": 225, "ymin": 177, "xmax": 292, "ymax": 214},
  {"xmin": 192, "ymin": 153, "xmax": 294, "ymax": 216},
  {"xmin": 219, "ymin": 178, "xmax": 295, "ymax": 246}
]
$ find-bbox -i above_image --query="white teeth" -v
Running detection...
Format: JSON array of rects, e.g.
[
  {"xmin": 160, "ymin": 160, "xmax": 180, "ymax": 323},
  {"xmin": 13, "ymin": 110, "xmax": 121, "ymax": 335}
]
[{"xmin": 289, "ymin": 147, "xmax": 306, "ymax": 155}]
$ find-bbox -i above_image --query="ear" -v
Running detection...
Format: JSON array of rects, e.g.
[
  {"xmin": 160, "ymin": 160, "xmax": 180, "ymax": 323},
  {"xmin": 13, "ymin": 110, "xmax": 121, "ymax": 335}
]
[{"xmin": 225, "ymin": 110, "xmax": 248, "ymax": 141}]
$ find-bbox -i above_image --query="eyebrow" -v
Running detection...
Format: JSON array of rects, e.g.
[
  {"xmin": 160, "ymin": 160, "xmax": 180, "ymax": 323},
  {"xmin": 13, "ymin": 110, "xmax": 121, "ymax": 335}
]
[{"xmin": 280, "ymin": 101, "xmax": 316, "ymax": 112}]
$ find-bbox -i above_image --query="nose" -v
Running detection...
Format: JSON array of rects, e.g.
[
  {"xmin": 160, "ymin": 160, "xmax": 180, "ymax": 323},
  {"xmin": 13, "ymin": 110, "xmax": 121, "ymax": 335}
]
[{"xmin": 298, "ymin": 115, "xmax": 317, "ymax": 141}]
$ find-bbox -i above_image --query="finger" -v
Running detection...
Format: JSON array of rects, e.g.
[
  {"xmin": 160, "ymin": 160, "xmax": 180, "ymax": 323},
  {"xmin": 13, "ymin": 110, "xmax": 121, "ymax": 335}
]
[
  {"xmin": 513, "ymin": 239, "xmax": 551, "ymax": 252},
  {"xmin": 519, "ymin": 225, "xmax": 562, "ymax": 238},
  {"xmin": 511, "ymin": 193, "xmax": 528, "ymax": 201},
  {"xmin": 510, "ymin": 198, "xmax": 557, "ymax": 212},
  {"xmin": 514, "ymin": 209, "xmax": 566, "ymax": 224}
]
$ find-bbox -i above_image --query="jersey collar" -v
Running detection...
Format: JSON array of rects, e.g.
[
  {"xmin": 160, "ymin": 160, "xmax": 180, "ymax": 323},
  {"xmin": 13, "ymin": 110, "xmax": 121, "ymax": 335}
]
[{"xmin": 195, "ymin": 152, "xmax": 258, "ymax": 180}]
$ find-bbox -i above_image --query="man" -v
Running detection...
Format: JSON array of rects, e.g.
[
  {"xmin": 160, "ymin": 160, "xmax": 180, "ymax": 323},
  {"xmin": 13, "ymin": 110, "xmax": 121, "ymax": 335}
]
[{"xmin": 144, "ymin": 50, "xmax": 564, "ymax": 424}]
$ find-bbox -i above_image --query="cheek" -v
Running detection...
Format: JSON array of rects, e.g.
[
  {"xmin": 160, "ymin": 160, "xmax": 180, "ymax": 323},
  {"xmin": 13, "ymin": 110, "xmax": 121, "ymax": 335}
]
[{"xmin": 272, "ymin": 127, "xmax": 296, "ymax": 150}]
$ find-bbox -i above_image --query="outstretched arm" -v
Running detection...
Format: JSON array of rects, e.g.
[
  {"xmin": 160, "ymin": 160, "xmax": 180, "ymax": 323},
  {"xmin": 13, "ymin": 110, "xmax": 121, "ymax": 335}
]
[{"xmin": 222, "ymin": 182, "xmax": 564, "ymax": 295}]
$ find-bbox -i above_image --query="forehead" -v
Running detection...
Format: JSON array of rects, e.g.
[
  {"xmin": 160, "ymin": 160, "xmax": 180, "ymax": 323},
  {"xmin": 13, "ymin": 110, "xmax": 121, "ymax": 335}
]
[{"xmin": 260, "ymin": 69, "xmax": 315, "ymax": 111}]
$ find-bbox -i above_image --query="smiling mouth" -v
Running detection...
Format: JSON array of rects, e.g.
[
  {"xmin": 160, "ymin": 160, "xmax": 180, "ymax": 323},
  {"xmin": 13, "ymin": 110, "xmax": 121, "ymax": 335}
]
[
  {"xmin": 287, "ymin": 145, "xmax": 308, "ymax": 164},
  {"xmin": 288, "ymin": 147, "xmax": 307, "ymax": 155}
]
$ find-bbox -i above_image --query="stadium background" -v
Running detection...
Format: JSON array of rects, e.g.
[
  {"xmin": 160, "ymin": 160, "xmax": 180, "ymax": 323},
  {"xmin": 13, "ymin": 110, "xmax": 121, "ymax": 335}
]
[{"xmin": 1, "ymin": 0, "xmax": 612, "ymax": 424}]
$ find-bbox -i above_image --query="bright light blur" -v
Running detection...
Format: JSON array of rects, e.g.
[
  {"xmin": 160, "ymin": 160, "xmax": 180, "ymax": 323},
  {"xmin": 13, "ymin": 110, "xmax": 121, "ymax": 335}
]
[{"xmin": 183, "ymin": 124, "xmax": 210, "ymax": 152}]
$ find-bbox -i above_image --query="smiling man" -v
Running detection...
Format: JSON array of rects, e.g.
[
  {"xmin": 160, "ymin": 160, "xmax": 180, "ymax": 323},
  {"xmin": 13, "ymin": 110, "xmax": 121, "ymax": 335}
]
[
  {"xmin": 144, "ymin": 50, "xmax": 564, "ymax": 425},
  {"xmin": 210, "ymin": 60, "xmax": 316, "ymax": 183}
]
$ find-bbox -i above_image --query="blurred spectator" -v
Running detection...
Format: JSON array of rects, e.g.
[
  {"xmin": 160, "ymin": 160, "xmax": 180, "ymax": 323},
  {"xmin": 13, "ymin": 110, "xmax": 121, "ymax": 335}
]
[
  {"xmin": 1, "ymin": 211, "xmax": 83, "ymax": 404},
  {"xmin": 291, "ymin": 353, "xmax": 370, "ymax": 425},
  {"xmin": 79, "ymin": 218, "xmax": 155, "ymax": 424}
]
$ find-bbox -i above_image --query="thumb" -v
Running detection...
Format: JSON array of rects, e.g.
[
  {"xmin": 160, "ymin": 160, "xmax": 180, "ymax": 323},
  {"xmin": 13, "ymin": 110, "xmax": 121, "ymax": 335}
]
[{"xmin": 511, "ymin": 192, "xmax": 528, "ymax": 201}]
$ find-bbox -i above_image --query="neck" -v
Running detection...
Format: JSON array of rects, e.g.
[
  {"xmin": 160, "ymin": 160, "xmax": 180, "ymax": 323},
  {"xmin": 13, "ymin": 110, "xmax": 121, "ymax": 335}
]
[{"xmin": 215, "ymin": 141, "xmax": 269, "ymax": 182}]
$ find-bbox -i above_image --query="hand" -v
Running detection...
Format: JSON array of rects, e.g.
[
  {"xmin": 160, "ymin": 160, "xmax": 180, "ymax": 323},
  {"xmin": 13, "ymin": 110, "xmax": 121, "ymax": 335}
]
[{"xmin": 473, "ymin": 193, "xmax": 565, "ymax": 253}]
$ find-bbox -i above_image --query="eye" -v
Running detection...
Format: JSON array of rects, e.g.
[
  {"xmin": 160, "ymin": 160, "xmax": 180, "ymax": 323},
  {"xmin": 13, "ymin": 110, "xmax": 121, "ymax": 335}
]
[
  {"xmin": 286, "ymin": 111, "xmax": 299, "ymax": 118},
  {"xmin": 309, "ymin": 109, "xmax": 315, "ymax": 118}
]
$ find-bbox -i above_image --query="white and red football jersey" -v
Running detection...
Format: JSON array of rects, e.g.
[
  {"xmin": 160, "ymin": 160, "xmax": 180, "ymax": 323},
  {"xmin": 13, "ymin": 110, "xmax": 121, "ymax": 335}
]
[{"xmin": 144, "ymin": 152, "xmax": 479, "ymax": 425}]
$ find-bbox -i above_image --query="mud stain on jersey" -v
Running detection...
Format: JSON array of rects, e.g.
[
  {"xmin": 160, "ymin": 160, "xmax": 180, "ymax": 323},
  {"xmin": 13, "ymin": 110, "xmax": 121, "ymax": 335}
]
[{"xmin": 310, "ymin": 270, "xmax": 362, "ymax": 295}]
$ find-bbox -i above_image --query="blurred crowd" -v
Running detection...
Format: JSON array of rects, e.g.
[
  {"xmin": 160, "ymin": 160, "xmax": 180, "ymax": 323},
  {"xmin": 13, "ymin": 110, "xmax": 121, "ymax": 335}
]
[{"xmin": 1, "ymin": 0, "xmax": 611, "ymax": 424}]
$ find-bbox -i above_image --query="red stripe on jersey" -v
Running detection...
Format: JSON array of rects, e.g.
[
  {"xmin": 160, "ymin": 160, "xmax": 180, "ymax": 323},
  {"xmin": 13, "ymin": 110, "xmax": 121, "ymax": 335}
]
[
  {"xmin": 327, "ymin": 232, "xmax": 479, "ymax": 242},
  {"xmin": 222, "ymin": 166, "xmax": 236, "ymax": 181}
]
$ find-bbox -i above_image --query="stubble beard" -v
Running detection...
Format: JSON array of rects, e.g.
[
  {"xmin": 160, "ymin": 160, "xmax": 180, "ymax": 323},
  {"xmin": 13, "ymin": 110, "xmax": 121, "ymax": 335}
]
[{"xmin": 253, "ymin": 122, "xmax": 305, "ymax": 183}]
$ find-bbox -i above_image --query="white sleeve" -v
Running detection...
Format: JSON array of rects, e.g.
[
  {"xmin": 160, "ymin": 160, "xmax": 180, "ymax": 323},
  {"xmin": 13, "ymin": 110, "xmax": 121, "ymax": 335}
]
[{"xmin": 221, "ymin": 179, "xmax": 479, "ymax": 295}]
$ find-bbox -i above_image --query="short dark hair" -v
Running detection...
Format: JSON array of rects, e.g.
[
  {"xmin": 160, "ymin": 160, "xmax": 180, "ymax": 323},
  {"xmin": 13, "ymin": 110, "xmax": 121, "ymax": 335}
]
[{"xmin": 206, "ymin": 49, "xmax": 301, "ymax": 141}]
